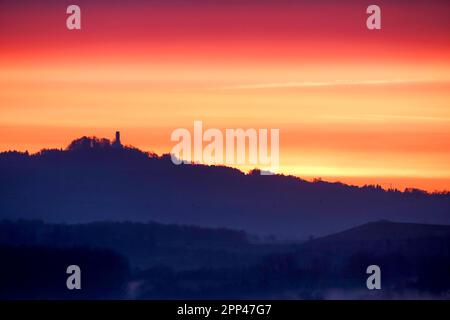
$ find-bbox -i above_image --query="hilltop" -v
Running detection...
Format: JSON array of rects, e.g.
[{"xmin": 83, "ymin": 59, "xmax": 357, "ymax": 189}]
[{"xmin": 1, "ymin": 135, "xmax": 449, "ymax": 238}]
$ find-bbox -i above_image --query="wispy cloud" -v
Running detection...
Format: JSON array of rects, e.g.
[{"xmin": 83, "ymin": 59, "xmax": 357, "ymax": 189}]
[
  {"xmin": 318, "ymin": 114, "xmax": 450, "ymax": 123},
  {"xmin": 206, "ymin": 78, "xmax": 445, "ymax": 91}
]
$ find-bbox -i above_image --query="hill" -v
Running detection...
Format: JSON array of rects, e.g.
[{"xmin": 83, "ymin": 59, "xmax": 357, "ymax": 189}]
[
  {"xmin": 297, "ymin": 220, "xmax": 450, "ymax": 262},
  {"xmin": 1, "ymin": 135, "xmax": 449, "ymax": 238},
  {"xmin": 1, "ymin": 219, "xmax": 449, "ymax": 299}
]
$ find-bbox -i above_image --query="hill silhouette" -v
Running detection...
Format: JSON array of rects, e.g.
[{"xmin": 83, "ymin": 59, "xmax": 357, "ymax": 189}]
[
  {"xmin": 307, "ymin": 220, "xmax": 450, "ymax": 244},
  {"xmin": 296, "ymin": 220, "xmax": 450, "ymax": 267},
  {"xmin": 1, "ymin": 135, "xmax": 449, "ymax": 238},
  {"xmin": 1, "ymin": 219, "xmax": 449, "ymax": 299}
]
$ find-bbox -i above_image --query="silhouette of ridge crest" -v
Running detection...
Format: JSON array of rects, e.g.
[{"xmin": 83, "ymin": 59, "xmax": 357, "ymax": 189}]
[{"xmin": 67, "ymin": 136, "xmax": 113, "ymax": 151}]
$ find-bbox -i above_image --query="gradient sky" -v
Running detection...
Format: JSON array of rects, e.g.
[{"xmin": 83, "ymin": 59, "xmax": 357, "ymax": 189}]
[{"xmin": 1, "ymin": 0, "xmax": 449, "ymax": 192}]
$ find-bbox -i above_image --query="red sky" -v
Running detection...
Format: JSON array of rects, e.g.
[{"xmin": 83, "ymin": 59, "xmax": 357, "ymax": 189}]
[{"xmin": 1, "ymin": 0, "xmax": 449, "ymax": 192}]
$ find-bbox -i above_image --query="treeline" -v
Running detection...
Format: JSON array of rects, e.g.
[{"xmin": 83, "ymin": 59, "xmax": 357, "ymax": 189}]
[
  {"xmin": 0, "ymin": 220, "xmax": 248, "ymax": 249},
  {"xmin": 0, "ymin": 220, "xmax": 251, "ymax": 270}
]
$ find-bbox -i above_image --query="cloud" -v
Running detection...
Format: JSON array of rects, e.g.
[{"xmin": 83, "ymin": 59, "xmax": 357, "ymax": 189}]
[
  {"xmin": 318, "ymin": 114, "xmax": 450, "ymax": 123},
  {"xmin": 206, "ymin": 78, "xmax": 445, "ymax": 91}
]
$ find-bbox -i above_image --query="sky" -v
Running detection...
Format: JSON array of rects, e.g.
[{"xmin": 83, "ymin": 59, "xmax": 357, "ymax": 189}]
[{"xmin": 0, "ymin": 0, "xmax": 449, "ymax": 192}]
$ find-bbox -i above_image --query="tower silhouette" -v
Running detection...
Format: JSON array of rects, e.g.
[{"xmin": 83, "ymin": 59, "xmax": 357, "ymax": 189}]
[{"xmin": 112, "ymin": 131, "xmax": 122, "ymax": 148}]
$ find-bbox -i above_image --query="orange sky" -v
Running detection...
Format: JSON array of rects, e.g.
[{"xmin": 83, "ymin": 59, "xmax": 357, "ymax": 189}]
[{"xmin": 1, "ymin": 0, "xmax": 449, "ymax": 192}]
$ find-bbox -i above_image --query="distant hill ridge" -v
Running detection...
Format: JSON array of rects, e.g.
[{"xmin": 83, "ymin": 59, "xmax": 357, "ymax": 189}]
[
  {"xmin": 298, "ymin": 220, "xmax": 450, "ymax": 263},
  {"xmin": 313, "ymin": 220, "xmax": 450, "ymax": 243},
  {"xmin": 1, "ymin": 135, "xmax": 449, "ymax": 238}
]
